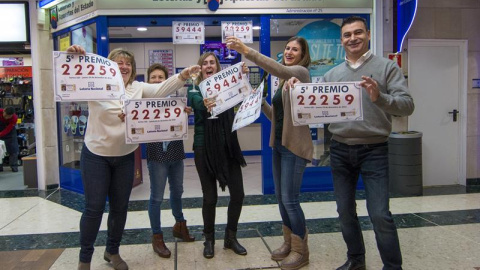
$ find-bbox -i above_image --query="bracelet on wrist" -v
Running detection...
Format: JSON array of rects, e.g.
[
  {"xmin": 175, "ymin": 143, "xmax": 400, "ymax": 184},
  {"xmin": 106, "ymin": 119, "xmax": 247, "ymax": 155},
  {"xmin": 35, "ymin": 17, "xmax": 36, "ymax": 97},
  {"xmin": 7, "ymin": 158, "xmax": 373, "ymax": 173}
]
[{"xmin": 180, "ymin": 72, "xmax": 188, "ymax": 81}]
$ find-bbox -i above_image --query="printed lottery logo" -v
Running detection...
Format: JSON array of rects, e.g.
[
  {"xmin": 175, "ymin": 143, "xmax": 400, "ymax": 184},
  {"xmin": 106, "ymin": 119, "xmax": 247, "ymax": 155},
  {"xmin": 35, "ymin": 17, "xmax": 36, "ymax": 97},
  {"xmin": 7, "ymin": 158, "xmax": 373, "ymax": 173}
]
[{"xmin": 88, "ymin": 82, "xmax": 95, "ymax": 87}]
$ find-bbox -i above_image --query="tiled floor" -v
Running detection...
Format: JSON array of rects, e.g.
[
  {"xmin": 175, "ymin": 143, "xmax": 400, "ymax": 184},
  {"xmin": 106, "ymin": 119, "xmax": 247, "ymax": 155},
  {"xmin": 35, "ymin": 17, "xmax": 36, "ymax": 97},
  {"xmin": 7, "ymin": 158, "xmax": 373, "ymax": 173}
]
[{"xmin": 1, "ymin": 156, "xmax": 479, "ymax": 269}]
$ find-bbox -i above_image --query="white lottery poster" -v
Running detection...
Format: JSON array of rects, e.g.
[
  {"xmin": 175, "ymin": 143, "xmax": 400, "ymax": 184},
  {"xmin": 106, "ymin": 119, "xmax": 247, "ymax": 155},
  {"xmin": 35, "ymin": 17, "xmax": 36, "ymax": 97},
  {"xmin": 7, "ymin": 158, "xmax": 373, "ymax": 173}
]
[
  {"xmin": 270, "ymin": 75, "xmax": 280, "ymax": 96},
  {"xmin": 124, "ymin": 97, "xmax": 188, "ymax": 144},
  {"xmin": 172, "ymin": 21, "xmax": 205, "ymax": 44},
  {"xmin": 53, "ymin": 51, "xmax": 126, "ymax": 101},
  {"xmin": 221, "ymin": 21, "xmax": 253, "ymax": 44},
  {"xmin": 232, "ymin": 81, "xmax": 264, "ymax": 132},
  {"xmin": 199, "ymin": 62, "xmax": 252, "ymax": 116},
  {"xmin": 290, "ymin": 82, "xmax": 363, "ymax": 126}
]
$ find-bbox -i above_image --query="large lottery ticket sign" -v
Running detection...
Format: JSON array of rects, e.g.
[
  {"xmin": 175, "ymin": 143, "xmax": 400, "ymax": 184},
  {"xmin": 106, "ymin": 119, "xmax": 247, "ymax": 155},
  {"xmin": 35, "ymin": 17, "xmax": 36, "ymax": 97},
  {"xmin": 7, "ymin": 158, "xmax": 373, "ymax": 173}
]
[
  {"xmin": 221, "ymin": 21, "xmax": 253, "ymax": 44},
  {"xmin": 232, "ymin": 81, "xmax": 264, "ymax": 132},
  {"xmin": 172, "ymin": 21, "xmax": 205, "ymax": 44},
  {"xmin": 199, "ymin": 62, "xmax": 252, "ymax": 117},
  {"xmin": 124, "ymin": 97, "xmax": 188, "ymax": 144},
  {"xmin": 290, "ymin": 82, "xmax": 363, "ymax": 126},
  {"xmin": 53, "ymin": 51, "xmax": 126, "ymax": 101}
]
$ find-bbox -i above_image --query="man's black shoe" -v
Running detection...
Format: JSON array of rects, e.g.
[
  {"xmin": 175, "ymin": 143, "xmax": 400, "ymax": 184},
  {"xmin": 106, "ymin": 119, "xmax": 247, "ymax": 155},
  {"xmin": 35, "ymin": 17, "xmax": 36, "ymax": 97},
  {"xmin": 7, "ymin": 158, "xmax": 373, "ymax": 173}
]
[
  {"xmin": 11, "ymin": 167, "xmax": 18, "ymax": 172},
  {"xmin": 336, "ymin": 258, "xmax": 366, "ymax": 270}
]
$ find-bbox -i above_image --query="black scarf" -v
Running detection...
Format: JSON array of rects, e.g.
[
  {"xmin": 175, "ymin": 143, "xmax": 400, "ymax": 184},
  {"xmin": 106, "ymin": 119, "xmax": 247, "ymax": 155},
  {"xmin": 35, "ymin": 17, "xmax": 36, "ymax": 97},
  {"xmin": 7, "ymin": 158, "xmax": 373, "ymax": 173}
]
[{"xmin": 203, "ymin": 108, "xmax": 246, "ymax": 191}]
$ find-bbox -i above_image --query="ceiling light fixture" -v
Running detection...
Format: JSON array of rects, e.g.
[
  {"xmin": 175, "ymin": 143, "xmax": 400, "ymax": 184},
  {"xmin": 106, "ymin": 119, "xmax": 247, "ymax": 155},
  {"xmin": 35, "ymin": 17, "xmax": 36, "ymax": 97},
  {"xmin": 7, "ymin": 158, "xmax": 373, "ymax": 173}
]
[
  {"xmin": 252, "ymin": 26, "xmax": 261, "ymax": 30},
  {"xmin": 137, "ymin": 27, "xmax": 148, "ymax": 32}
]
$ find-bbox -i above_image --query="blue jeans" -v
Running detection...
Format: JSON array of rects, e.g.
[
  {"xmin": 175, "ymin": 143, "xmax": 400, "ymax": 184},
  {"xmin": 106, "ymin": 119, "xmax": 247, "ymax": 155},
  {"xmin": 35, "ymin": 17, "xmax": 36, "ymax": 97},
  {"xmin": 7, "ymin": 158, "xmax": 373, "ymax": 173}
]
[
  {"xmin": 1, "ymin": 130, "xmax": 18, "ymax": 169},
  {"xmin": 147, "ymin": 159, "xmax": 185, "ymax": 234},
  {"xmin": 330, "ymin": 140, "xmax": 402, "ymax": 270},
  {"xmin": 79, "ymin": 145, "xmax": 135, "ymax": 263},
  {"xmin": 272, "ymin": 139, "xmax": 307, "ymax": 238}
]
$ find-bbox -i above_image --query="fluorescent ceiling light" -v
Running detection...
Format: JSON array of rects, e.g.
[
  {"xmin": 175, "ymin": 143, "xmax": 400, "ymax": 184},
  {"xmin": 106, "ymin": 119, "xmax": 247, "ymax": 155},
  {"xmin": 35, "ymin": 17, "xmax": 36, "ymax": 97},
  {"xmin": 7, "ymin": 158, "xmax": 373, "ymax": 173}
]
[
  {"xmin": 137, "ymin": 27, "xmax": 148, "ymax": 32},
  {"xmin": 252, "ymin": 26, "xmax": 261, "ymax": 30}
]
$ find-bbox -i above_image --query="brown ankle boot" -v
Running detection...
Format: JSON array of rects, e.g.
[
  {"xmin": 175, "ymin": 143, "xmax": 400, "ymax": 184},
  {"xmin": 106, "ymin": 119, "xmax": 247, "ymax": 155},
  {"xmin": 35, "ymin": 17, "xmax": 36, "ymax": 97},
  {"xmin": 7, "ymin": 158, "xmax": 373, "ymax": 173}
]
[
  {"xmin": 152, "ymin": 234, "xmax": 171, "ymax": 258},
  {"xmin": 271, "ymin": 225, "xmax": 292, "ymax": 261},
  {"xmin": 280, "ymin": 231, "xmax": 309, "ymax": 270},
  {"xmin": 172, "ymin": 220, "xmax": 195, "ymax": 242},
  {"xmin": 77, "ymin": 262, "xmax": 91, "ymax": 270}
]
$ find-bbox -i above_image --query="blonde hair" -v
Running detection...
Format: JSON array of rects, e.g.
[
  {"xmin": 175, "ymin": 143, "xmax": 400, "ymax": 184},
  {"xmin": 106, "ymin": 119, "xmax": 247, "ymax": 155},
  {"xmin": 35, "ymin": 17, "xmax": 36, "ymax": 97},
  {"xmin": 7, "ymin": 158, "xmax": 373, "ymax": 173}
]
[
  {"xmin": 108, "ymin": 48, "xmax": 137, "ymax": 86},
  {"xmin": 196, "ymin": 52, "xmax": 221, "ymax": 85}
]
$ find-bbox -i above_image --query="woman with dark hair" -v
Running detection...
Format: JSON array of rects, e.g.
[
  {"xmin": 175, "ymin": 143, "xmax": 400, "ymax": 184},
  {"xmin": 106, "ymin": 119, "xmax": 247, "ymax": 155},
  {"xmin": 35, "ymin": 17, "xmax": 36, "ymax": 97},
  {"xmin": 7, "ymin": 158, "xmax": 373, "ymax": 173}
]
[
  {"xmin": 66, "ymin": 45, "xmax": 199, "ymax": 270},
  {"xmin": 145, "ymin": 63, "xmax": 195, "ymax": 260},
  {"xmin": 188, "ymin": 52, "xmax": 248, "ymax": 259},
  {"xmin": 227, "ymin": 36, "xmax": 312, "ymax": 270}
]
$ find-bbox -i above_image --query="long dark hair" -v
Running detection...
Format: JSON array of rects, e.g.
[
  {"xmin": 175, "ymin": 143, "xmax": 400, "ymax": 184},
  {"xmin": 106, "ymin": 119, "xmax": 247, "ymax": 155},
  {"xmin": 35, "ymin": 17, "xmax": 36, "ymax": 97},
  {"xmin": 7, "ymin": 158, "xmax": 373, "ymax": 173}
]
[{"xmin": 281, "ymin": 36, "xmax": 311, "ymax": 68}]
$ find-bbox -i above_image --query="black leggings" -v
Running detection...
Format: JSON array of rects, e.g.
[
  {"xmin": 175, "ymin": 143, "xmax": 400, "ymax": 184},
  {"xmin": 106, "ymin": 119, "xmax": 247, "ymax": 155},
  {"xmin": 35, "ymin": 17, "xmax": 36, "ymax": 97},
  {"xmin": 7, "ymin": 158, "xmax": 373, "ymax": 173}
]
[{"xmin": 194, "ymin": 146, "xmax": 245, "ymax": 234}]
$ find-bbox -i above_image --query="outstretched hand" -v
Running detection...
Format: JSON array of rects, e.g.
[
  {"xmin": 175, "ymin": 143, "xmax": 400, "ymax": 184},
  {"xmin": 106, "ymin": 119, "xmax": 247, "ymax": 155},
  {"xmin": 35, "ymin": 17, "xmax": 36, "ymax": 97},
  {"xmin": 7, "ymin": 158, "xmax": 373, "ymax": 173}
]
[
  {"xmin": 180, "ymin": 65, "xmax": 201, "ymax": 81},
  {"xmin": 66, "ymin": 45, "xmax": 86, "ymax": 54},
  {"xmin": 360, "ymin": 75, "xmax": 379, "ymax": 102},
  {"xmin": 225, "ymin": 36, "xmax": 250, "ymax": 55},
  {"xmin": 286, "ymin": 77, "xmax": 301, "ymax": 91},
  {"xmin": 118, "ymin": 112, "xmax": 126, "ymax": 122},
  {"xmin": 184, "ymin": 106, "xmax": 193, "ymax": 114},
  {"xmin": 203, "ymin": 98, "xmax": 216, "ymax": 112},
  {"xmin": 241, "ymin": 62, "xmax": 249, "ymax": 74}
]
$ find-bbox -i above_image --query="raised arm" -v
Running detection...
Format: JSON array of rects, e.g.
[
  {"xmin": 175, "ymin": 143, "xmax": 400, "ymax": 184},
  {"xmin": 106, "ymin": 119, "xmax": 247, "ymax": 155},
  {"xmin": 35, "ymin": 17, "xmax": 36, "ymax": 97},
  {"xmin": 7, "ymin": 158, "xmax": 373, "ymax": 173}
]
[
  {"xmin": 142, "ymin": 65, "xmax": 200, "ymax": 98},
  {"xmin": 226, "ymin": 36, "xmax": 309, "ymax": 83}
]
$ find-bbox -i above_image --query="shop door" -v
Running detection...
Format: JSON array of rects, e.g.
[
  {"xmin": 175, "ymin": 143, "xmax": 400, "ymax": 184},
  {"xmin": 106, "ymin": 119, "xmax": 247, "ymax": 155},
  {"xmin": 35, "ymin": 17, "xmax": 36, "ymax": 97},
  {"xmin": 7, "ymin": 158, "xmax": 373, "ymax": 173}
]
[{"xmin": 407, "ymin": 39, "xmax": 467, "ymax": 186}]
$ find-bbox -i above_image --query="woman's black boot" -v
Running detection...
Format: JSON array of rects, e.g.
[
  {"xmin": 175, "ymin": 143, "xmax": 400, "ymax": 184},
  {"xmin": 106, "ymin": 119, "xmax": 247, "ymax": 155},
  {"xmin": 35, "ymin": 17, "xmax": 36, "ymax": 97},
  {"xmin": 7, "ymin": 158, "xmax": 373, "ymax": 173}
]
[
  {"xmin": 203, "ymin": 232, "xmax": 215, "ymax": 259},
  {"xmin": 224, "ymin": 228, "xmax": 247, "ymax": 255}
]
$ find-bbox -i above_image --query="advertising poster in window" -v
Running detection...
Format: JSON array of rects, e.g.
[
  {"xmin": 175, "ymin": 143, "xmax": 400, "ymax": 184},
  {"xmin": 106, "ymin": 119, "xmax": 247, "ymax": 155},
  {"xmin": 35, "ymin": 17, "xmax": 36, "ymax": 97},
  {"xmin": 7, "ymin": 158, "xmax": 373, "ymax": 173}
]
[
  {"xmin": 221, "ymin": 21, "xmax": 253, "ymax": 44},
  {"xmin": 201, "ymin": 41, "xmax": 241, "ymax": 68},
  {"xmin": 297, "ymin": 19, "xmax": 347, "ymax": 78},
  {"xmin": 172, "ymin": 21, "xmax": 205, "ymax": 44}
]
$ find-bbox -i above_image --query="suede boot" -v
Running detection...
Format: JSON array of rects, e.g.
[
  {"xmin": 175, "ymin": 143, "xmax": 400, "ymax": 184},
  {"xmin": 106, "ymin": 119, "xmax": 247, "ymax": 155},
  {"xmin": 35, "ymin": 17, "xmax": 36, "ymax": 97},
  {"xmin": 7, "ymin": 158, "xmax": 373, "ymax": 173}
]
[
  {"xmin": 172, "ymin": 220, "xmax": 195, "ymax": 242},
  {"xmin": 104, "ymin": 251, "xmax": 129, "ymax": 270},
  {"xmin": 271, "ymin": 225, "xmax": 292, "ymax": 261},
  {"xmin": 152, "ymin": 233, "xmax": 171, "ymax": 258},
  {"xmin": 203, "ymin": 232, "xmax": 215, "ymax": 259},
  {"xmin": 224, "ymin": 228, "xmax": 247, "ymax": 255},
  {"xmin": 77, "ymin": 262, "xmax": 91, "ymax": 270},
  {"xmin": 280, "ymin": 231, "xmax": 309, "ymax": 270}
]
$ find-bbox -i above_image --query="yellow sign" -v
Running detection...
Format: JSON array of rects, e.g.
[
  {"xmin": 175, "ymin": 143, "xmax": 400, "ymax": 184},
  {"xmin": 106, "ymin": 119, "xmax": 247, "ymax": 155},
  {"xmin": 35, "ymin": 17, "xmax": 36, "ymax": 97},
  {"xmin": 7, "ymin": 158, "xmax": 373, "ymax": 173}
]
[{"xmin": 59, "ymin": 34, "xmax": 70, "ymax": 51}]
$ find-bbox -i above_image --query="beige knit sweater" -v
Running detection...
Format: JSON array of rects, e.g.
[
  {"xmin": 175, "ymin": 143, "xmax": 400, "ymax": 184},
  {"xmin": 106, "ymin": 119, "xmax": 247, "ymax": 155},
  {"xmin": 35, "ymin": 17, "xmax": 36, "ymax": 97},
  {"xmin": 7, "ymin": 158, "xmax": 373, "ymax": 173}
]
[{"xmin": 245, "ymin": 49, "xmax": 313, "ymax": 162}]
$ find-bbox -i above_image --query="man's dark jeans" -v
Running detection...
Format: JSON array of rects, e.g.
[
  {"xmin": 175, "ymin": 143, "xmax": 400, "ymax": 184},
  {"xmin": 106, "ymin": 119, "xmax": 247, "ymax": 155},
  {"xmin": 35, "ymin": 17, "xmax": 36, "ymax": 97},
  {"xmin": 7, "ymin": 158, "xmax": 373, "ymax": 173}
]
[{"xmin": 330, "ymin": 140, "xmax": 402, "ymax": 270}]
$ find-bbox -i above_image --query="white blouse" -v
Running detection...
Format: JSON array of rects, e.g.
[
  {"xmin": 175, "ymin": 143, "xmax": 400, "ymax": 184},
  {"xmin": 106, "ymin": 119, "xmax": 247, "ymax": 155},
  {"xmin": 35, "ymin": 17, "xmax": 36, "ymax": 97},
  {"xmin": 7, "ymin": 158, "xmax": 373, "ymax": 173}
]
[{"xmin": 84, "ymin": 74, "xmax": 186, "ymax": 157}]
